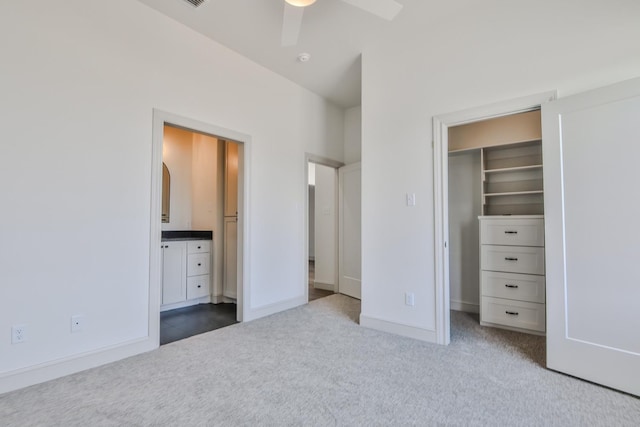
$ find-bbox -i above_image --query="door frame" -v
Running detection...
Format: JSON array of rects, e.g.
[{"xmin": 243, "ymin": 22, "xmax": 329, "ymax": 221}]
[
  {"xmin": 150, "ymin": 109, "xmax": 251, "ymax": 345},
  {"xmin": 304, "ymin": 154, "xmax": 344, "ymax": 301},
  {"xmin": 431, "ymin": 91, "xmax": 556, "ymax": 345}
]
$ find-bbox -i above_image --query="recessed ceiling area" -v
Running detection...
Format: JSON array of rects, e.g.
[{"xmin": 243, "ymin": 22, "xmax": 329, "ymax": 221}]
[{"xmin": 136, "ymin": 0, "xmax": 411, "ymax": 108}]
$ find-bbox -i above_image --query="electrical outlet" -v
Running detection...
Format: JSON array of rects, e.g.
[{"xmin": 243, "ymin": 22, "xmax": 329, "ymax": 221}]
[
  {"xmin": 71, "ymin": 315, "xmax": 85, "ymax": 333},
  {"xmin": 405, "ymin": 292, "xmax": 415, "ymax": 307},
  {"xmin": 11, "ymin": 324, "xmax": 28, "ymax": 344}
]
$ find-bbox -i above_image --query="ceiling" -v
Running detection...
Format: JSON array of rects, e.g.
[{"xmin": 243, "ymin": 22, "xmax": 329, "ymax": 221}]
[{"xmin": 136, "ymin": 0, "xmax": 414, "ymax": 108}]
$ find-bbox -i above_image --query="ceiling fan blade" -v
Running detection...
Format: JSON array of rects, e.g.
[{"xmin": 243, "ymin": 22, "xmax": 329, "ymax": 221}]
[
  {"xmin": 340, "ymin": 0, "xmax": 403, "ymax": 20},
  {"xmin": 281, "ymin": 3, "xmax": 305, "ymax": 47}
]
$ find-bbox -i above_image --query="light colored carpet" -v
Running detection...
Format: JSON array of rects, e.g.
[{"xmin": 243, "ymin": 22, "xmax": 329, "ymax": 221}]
[{"xmin": 1, "ymin": 294, "xmax": 638, "ymax": 426}]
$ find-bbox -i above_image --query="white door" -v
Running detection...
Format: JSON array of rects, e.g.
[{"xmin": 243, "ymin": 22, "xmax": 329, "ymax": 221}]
[
  {"xmin": 223, "ymin": 140, "xmax": 239, "ymax": 300},
  {"xmin": 223, "ymin": 216, "xmax": 238, "ymax": 299},
  {"xmin": 543, "ymin": 77, "xmax": 640, "ymax": 396},
  {"xmin": 338, "ymin": 163, "xmax": 361, "ymax": 299}
]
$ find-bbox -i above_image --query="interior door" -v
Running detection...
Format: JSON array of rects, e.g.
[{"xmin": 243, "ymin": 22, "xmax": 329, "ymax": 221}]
[
  {"xmin": 338, "ymin": 162, "xmax": 362, "ymax": 299},
  {"xmin": 223, "ymin": 217, "xmax": 238, "ymax": 299},
  {"xmin": 542, "ymin": 77, "xmax": 640, "ymax": 396}
]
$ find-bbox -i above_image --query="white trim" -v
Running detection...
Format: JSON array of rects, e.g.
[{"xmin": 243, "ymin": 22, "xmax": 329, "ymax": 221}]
[
  {"xmin": 243, "ymin": 296, "xmax": 308, "ymax": 322},
  {"xmin": 159, "ymin": 295, "xmax": 211, "ymax": 312},
  {"xmin": 312, "ymin": 281, "xmax": 336, "ymax": 292},
  {"xmin": 0, "ymin": 337, "xmax": 155, "ymax": 394},
  {"xmin": 360, "ymin": 315, "xmax": 437, "ymax": 343},
  {"xmin": 450, "ymin": 300, "xmax": 480, "ymax": 314},
  {"xmin": 432, "ymin": 91, "xmax": 556, "ymax": 346}
]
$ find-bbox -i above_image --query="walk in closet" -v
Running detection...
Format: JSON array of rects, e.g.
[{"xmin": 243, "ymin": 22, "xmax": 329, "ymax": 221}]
[{"xmin": 448, "ymin": 109, "xmax": 546, "ymax": 335}]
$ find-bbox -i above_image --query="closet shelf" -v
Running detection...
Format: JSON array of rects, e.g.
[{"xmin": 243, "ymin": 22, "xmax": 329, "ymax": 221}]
[
  {"xmin": 484, "ymin": 190, "xmax": 543, "ymax": 197},
  {"xmin": 484, "ymin": 164, "xmax": 543, "ymax": 174}
]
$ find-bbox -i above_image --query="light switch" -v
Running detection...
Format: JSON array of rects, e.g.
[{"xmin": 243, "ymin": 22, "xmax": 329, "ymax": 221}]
[{"xmin": 406, "ymin": 193, "xmax": 416, "ymax": 206}]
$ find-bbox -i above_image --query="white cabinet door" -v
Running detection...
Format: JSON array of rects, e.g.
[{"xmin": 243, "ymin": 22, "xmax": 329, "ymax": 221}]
[
  {"xmin": 223, "ymin": 217, "xmax": 238, "ymax": 299},
  {"xmin": 338, "ymin": 162, "xmax": 361, "ymax": 299},
  {"xmin": 161, "ymin": 241, "xmax": 187, "ymax": 305},
  {"xmin": 543, "ymin": 77, "xmax": 640, "ymax": 396}
]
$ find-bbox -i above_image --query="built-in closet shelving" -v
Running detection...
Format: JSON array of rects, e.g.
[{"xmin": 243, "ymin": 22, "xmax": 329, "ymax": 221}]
[
  {"xmin": 481, "ymin": 139, "xmax": 544, "ymax": 216},
  {"xmin": 479, "ymin": 138, "xmax": 546, "ymax": 335}
]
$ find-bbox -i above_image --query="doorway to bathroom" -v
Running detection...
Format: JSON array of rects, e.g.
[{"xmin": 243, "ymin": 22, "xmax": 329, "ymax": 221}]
[{"xmin": 149, "ymin": 110, "xmax": 249, "ymax": 346}]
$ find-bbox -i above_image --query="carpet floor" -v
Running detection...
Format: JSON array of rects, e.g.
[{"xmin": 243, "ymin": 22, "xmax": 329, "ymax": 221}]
[{"xmin": 1, "ymin": 294, "xmax": 638, "ymax": 426}]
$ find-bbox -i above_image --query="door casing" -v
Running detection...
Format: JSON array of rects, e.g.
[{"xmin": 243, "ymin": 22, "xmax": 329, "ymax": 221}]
[{"xmin": 150, "ymin": 110, "xmax": 251, "ymax": 345}]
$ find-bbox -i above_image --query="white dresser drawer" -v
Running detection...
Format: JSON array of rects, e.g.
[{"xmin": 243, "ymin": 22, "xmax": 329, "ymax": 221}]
[
  {"xmin": 481, "ymin": 296, "xmax": 545, "ymax": 332},
  {"xmin": 481, "ymin": 271, "xmax": 545, "ymax": 303},
  {"xmin": 188, "ymin": 240, "xmax": 210, "ymax": 254},
  {"xmin": 187, "ymin": 275, "xmax": 210, "ymax": 300},
  {"xmin": 481, "ymin": 245, "xmax": 545, "ymax": 275},
  {"xmin": 480, "ymin": 218, "xmax": 544, "ymax": 247},
  {"xmin": 187, "ymin": 253, "xmax": 210, "ymax": 276}
]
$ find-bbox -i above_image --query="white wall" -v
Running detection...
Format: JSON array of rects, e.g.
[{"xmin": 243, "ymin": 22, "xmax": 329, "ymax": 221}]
[
  {"xmin": 360, "ymin": 0, "xmax": 640, "ymax": 340},
  {"xmin": 314, "ymin": 164, "xmax": 337, "ymax": 288},
  {"xmin": 0, "ymin": 0, "xmax": 343, "ymax": 391},
  {"xmin": 191, "ymin": 133, "xmax": 218, "ymax": 231},
  {"xmin": 344, "ymin": 106, "xmax": 362, "ymax": 163},
  {"xmin": 162, "ymin": 126, "xmax": 194, "ymax": 230},
  {"xmin": 448, "ymin": 151, "xmax": 481, "ymax": 313}
]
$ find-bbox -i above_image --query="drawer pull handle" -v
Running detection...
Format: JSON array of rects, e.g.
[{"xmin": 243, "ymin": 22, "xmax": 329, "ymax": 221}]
[
  {"xmin": 504, "ymin": 257, "xmax": 518, "ymax": 261},
  {"xmin": 197, "ymin": 246, "xmax": 201, "ymax": 249},
  {"xmin": 504, "ymin": 231, "xmax": 518, "ymax": 234},
  {"xmin": 505, "ymin": 284, "xmax": 519, "ymax": 289},
  {"xmin": 197, "ymin": 263, "xmax": 202, "ymax": 266},
  {"xmin": 197, "ymin": 285, "xmax": 201, "ymax": 288},
  {"xmin": 505, "ymin": 311, "xmax": 519, "ymax": 316}
]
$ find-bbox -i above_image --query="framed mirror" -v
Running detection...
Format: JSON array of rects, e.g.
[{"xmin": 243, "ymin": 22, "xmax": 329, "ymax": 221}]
[{"xmin": 162, "ymin": 162, "xmax": 170, "ymax": 223}]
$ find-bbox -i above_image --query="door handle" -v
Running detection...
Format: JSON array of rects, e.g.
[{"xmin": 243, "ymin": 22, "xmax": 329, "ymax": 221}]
[{"xmin": 505, "ymin": 257, "xmax": 518, "ymax": 261}]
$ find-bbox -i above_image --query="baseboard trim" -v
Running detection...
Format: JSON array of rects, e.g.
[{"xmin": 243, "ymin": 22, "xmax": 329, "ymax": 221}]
[
  {"xmin": 244, "ymin": 295, "xmax": 306, "ymax": 322},
  {"xmin": 0, "ymin": 337, "xmax": 157, "ymax": 395},
  {"xmin": 160, "ymin": 295, "xmax": 211, "ymax": 312},
  {"xmin": 360, "ymin": 314, "xmax": 437, "ymax": 343},
  {"xmin": 450, "ymin": 299, "xmax": 479, "ymax": 314},
  {"xmin": 212, "ymin": 295, "xmax": 236, "ymax": 304},
  {"xmin": 313, "ymin": 281, "xmax": 335, "ymax": 292}
]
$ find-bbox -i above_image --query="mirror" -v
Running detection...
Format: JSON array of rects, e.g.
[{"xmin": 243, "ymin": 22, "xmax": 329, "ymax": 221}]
[{"xmin": 162, "ymin": 162, "xmax": 170, "ymax": 223}]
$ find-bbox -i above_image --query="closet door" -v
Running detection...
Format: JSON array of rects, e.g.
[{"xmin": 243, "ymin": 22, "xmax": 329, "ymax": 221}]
[{"xmin": 543, "ymin": 77, "xmax": 640, "ymax": 396}]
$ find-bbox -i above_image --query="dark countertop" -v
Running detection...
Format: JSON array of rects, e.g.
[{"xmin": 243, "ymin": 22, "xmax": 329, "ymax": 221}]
[{"xmin": 161, "ymin": 230, "xmax": 213, "ymax": 241}]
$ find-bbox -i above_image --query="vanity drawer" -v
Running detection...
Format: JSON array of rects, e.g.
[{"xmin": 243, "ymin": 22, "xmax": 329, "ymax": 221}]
[
  {"xmin": 187, "ymin": 275, "xmax": 210, "ymax": 300},
  {"xmin": 187, "ymin": 253, "xmax": 210, "ymax": 276},
  {"xmin": 481, "ymin": 296, "xmax": 545, "ymax": 332},
  {"xmin": 481, "ymin": 271, "xmax": 545, "ymax": 303},
  {"xmin": 481, "ymin": 245, "xmax": 545, "ymax": 275},
  {"xmin": 188, "ymin": 240, "xmax": 210, "ymax": 254},
  {"xmin": 480, "ymin": 218, "xmax": 544, "ymax": 247}
]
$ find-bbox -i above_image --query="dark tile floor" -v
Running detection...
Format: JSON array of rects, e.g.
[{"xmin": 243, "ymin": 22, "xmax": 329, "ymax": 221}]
[{"xmin": 160, "ymin": 303, "xmax": 237, "ymax": 345}]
